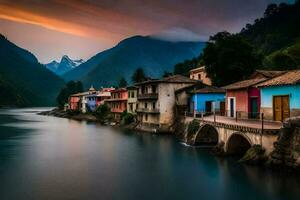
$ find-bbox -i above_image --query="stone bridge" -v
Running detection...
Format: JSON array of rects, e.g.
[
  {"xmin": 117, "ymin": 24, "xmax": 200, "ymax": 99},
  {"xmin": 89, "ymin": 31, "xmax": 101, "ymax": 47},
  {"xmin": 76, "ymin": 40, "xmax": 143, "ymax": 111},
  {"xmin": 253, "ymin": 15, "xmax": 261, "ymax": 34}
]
[{"xmin": 186, "ymin": 116, "xmax": 282, "ymax": 155}]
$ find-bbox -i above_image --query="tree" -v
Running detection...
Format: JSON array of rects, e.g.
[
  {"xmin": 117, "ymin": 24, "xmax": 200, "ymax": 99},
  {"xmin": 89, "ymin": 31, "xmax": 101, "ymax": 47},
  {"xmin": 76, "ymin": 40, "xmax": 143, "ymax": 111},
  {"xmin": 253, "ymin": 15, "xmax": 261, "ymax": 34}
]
[
  {"xmin": 202, "ymin": 32, "xmax": 262, "ymax": 86},
  {"xmin": 131, "ymin": 68, "xmax": 147, "ymax": 83},
  {"xmin": 118, "ymin": 77, "xmax": 128, "ymax": 88},
  {"xmin": 173, "ymin": 57, "xmax": 201, "ymax": 76},
  {"xmin": 162, "ymin": 71, "xmax": 173, "ymax": 78},
  {"xmin": 95, "ymin": 103, "xmax": 111, "ymax": 122},
  {"xmin": 264, "ymin": 4, "xmax": 278, "ymax": 17},
  {"xmin": 56, "ymin": 81, "xmax": 83, "ymax": 109}
]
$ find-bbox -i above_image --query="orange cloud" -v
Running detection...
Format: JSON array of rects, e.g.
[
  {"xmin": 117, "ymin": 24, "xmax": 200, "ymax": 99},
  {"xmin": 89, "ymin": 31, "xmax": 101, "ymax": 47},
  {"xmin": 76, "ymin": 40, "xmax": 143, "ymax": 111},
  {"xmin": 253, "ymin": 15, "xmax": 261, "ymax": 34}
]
[{"xmin": 0, "ymin": 4, "xmax": 88, "ymax": 37}]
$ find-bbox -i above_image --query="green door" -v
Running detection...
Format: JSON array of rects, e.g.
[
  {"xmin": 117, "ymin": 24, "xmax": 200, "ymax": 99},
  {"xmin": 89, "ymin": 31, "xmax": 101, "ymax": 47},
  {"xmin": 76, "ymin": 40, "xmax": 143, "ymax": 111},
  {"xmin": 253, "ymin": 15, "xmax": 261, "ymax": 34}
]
[{"xmin": 250, "ymin": 97, "xmax": 258, "ymax": 118}]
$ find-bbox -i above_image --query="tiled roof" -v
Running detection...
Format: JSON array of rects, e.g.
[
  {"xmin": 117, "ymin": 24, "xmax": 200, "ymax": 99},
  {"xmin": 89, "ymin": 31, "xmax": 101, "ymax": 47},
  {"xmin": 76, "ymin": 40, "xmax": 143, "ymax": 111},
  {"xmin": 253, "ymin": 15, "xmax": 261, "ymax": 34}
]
[
  {"xmin": 70, "ymin": 92, "xmax": 90, "ymax": 97},
  {"xmin": 135, "ymin": 75, "xmax": 198, "ymax": 85},
  {"xmin": 223, "ymin": 78, "xmax": 267, "ymax": 90},
  {"xmin": 175, "ymin": 82, "xmax": 207, "ymax": 94},
  {"xmin": 190, "ymin": 66, "xmax": 205, "ymax": 73},
  {"xmin": 256, "ymin": 70, "xmax": 300, "ymax": 87},
  {"xmin": 191, "ymin": 86, "xmax": 225, "ymax": 94},
  {"xmin": 251, "ymin": 70, "xmax": 286, "ymax": 78}
]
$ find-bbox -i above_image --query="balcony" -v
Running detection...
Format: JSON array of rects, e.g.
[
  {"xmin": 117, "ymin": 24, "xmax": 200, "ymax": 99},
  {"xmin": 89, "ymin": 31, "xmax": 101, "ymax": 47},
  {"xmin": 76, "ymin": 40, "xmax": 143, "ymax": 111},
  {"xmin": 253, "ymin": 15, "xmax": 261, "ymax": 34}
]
[
  {"xmin": 137, "ymin": 93, "xmax": 158, "ymax": 100},
  {"xmin": 136, "ymin": 108, "xmax": 160, "ymax": 114}
]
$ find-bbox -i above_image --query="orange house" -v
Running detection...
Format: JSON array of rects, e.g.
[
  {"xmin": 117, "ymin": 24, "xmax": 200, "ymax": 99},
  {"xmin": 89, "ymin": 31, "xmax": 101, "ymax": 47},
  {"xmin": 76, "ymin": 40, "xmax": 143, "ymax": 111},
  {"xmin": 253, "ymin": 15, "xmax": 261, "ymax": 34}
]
[
  {"xmin": 69, "ymin": 94, "xmax": 82, "ymax": 111},
  {"xmin": 105, "ymin": 88, "xmax": 128, "ymax": 121}
]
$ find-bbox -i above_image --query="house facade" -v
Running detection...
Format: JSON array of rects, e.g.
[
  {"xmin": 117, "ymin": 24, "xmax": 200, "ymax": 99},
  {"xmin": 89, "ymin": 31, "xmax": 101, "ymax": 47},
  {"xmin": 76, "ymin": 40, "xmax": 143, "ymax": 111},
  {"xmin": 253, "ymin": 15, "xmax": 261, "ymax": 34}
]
[
  {"xmin": 69, "ymin": 94, "xmax": 81, "ymax": 111},
  {"xmin": 105, "ymin": 88, "xmax": 128, "ymax": 121},
  {"xmin": 189, "ymin": 66, "xmax": 212, "ymax": 85},
  {"xmin": 190, "ymin": 86, "xmax": 225, "ymax": 115},
  {"xmin": 136, "ymin": 75, "xmax": 197, "ymax": 132},
  {"xmin": 96, "ymin": 88, "xmax": 113, "ymax": 107},
  {"xmin": 257, "ymin": 70, "xmax": 300, "ymax": 121},
  {"xmin": 223, "ymin": 79, "xmax": 266, "ymax": 119},
  {"xmin": 127, "ymin": 86, "xmax": 138, "ymax": 114}
]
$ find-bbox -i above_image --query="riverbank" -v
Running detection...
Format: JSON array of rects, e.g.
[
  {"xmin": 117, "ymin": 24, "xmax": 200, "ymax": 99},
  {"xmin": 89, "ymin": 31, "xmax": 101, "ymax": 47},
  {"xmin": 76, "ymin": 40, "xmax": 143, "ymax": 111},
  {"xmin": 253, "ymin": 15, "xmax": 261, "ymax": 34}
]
[{"xmin": 38, "ymin": 108, "xmax": 99, "ymax": 122}]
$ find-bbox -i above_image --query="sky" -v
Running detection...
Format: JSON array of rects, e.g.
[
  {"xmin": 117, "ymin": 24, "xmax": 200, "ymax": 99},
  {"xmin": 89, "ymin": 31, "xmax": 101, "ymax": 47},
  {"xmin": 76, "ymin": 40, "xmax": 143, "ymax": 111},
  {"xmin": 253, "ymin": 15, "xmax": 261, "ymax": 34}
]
[{"xmin": 0, "ymin": 0, "xmax": 293, "ymax": 63}]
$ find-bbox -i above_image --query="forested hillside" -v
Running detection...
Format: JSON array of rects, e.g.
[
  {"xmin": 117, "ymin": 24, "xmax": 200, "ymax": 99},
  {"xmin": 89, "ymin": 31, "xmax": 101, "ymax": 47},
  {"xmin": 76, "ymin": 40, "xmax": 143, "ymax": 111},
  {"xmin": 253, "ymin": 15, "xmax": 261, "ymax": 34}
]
[
  {"xmin": 173, "ymin": 1, "xmax": 300, "ymax": 85},
  {"xmin": 0, "ymin": 34, "xmax": 65, "ymax": 107}
]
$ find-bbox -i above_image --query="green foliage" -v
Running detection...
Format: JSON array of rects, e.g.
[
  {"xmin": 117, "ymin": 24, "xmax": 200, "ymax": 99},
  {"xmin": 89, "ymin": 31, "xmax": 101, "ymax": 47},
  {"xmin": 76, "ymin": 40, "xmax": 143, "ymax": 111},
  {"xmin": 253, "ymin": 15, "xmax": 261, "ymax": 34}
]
[
  {"xmin": 187, "ymin": 119, "xmax": 200, "ymax": 136},
  {"xmin": 241, "ymin": 1, "xmax": 300, "ymax": 55},
  {"xmin": 202, "ymin": 32, "xmax": 261, "ymax": 86},
  {"xmin": 95, "ymin": 103, "xmax": 111, "ymax": 122},
  {"xmin": 173, "ymin": 57, "xmax": 201, "ymax": 76},
  {"xmin": 120, "ymin": 111, "xmax": 135, "ymax": 125},
  {"xmin": 118, "ymin": 77, "xmax": 128, "ymax": 88},
  {"xmin": 56, "ymin": 81, "xmax": 83, "ymax": 109},
  {"xmin": 131, "ymin": 68, "xmax": 147, "ymax": 83},
  {"xmin": 263, "ymin": 40, "xmax": 300, "ymax": 70}
]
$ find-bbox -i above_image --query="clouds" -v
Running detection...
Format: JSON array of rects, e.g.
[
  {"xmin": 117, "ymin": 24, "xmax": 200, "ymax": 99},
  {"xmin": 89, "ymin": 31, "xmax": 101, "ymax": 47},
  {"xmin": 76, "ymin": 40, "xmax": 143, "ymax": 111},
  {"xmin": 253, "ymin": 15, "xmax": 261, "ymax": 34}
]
[{"xmin": 0, "ymin": 0, "xmax": 291, "ymax": 62}]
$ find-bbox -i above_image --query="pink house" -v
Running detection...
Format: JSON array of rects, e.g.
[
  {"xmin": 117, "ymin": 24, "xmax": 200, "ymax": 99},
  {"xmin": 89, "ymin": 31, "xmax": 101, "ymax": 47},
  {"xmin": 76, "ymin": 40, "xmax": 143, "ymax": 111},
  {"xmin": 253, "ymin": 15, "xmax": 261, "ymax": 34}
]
[{"xmin": 105, "ymin": 88, "xmax": 128, "ymax": 121}]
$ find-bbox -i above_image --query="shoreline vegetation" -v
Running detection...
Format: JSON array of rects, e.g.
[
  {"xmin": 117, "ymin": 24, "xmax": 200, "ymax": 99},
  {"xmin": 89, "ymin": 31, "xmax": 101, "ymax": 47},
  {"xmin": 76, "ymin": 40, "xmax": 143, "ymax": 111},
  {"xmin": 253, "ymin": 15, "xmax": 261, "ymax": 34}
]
[{"xmin": 39, "ymin": 108, "xmax": 300, "ymax": 173}]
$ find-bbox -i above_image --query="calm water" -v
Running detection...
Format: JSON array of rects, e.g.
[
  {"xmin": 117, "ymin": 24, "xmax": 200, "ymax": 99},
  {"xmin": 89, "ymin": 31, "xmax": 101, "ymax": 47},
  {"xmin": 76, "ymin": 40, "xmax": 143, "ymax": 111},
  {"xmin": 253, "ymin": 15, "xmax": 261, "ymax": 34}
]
[{"xmin": 0, "ymin": 108, "xmax": 300, "ymax": 200}]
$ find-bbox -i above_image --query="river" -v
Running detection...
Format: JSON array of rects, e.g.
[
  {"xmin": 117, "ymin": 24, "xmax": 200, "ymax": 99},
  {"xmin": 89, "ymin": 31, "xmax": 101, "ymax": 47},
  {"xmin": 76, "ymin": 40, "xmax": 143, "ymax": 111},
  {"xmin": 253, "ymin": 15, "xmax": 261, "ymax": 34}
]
[{"xmin": 0, "ymin": 108, "xmax": 300, "ymax": 200}]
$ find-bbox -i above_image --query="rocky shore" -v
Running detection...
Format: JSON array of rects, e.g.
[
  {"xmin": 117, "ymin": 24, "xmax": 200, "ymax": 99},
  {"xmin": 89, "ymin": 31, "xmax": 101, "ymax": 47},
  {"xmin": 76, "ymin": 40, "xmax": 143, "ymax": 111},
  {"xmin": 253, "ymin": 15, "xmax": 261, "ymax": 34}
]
[{"xmin": 38, "ymin": 108, "xmax": 99, "ymax": 122}]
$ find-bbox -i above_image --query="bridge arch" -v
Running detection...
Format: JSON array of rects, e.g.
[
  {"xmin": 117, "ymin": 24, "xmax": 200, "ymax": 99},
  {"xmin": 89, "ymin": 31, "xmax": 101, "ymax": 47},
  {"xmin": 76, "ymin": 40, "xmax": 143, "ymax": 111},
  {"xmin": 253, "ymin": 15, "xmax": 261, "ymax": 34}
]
[
  {"xmin": 194, "ymin": 124, "xmax": 219, "ymax": 146},
  {"xmin": 226, "ymin": 133, "xmax": 252, "ymax": 156}
]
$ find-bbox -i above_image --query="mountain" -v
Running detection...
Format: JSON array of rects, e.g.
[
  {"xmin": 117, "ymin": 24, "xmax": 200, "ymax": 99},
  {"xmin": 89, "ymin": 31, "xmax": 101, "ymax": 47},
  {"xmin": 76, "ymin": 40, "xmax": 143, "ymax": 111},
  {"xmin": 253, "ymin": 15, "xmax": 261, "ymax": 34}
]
[
  {"xmin": 63, "ymin": 36, "xmax": 205, "ymax": 87},
  {"xmin": 0, "ymin": 34, "xmax": 65, "ymax": 107},
  {"xmin": 45, "ymin": 55, "xmax": 84, "ymax": 76}
]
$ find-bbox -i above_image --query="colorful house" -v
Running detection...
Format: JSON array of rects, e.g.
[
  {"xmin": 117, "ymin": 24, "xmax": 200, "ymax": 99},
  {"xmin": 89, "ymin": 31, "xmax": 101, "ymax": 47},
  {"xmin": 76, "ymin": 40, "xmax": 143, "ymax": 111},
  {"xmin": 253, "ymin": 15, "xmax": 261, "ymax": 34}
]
[
  {"xmin": 96, "ymin": 88, "xmax": 113, "ymax": 107},
  {"xmin": 81, "ymin": 86, "xmax": 97, "ymax": 113},
  {"xmin": 257, "ymin": 70, "xmax": 300, "ymax": 121},
  {"xmin": 105, "ymin": 88, "xmax": 128, "ymax": 121},
  {"xmin": 223, "ymin": 78, "xmax": 267, "ymax": 119},
  {"xmin": 189, "ymin": 86, "xmax": 225, "ymax": 115},
  {"xmin": 69, "ymin": 93, "xmax": 82, "ymax": 111},
  {"xmin": 127, "ymin": 86, "xmax": 138, "ymax": 114},
  {"xmin": 189, "ymin": 66, "xmax": 212, "ymax": 85},
  {"xmin": 135, "ymin": 75, "xmax": 198, "ymax": 132}
]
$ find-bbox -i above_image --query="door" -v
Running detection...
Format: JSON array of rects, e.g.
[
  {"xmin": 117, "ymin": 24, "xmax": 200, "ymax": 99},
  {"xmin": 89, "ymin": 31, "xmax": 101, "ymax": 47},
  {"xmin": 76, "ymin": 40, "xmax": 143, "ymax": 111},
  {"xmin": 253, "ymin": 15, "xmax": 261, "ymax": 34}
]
[
  {"xmin": 250, "ymin": 97, "xmax": 258, "ymax": 119},
  {"xmin": 205, "ymin": 101, "xmax": 212, "ymax": 113},
  {"xmin": 282, "ymin": 96, "xmax": 290, "ymax": 120},
  {"xmin": 230, "ymin": 98, "xmax": 234, "ymax": 117},
  {"xmin": 273, "ymin": 96, "xmax": 290, "ymax": 121},
  {"xmin": 220, "ymin": 102, "xmax": 225, "ymax": 116}
]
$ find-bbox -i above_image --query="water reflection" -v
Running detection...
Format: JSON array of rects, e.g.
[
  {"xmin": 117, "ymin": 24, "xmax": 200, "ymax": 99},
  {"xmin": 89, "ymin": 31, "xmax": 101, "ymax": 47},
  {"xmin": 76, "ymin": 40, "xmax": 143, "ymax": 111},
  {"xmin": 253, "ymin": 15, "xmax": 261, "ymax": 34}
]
[{"xmin": 0, "ymin": 108, "xmax": 300, "ymax": 200}]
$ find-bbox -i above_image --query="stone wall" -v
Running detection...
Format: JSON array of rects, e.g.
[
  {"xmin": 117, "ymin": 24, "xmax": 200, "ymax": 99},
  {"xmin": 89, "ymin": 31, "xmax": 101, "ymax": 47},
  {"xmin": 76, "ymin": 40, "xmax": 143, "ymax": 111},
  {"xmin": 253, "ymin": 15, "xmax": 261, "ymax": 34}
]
[{"xmin": 268, "ymin": 117, "xmax": 300, "ymax": 170}]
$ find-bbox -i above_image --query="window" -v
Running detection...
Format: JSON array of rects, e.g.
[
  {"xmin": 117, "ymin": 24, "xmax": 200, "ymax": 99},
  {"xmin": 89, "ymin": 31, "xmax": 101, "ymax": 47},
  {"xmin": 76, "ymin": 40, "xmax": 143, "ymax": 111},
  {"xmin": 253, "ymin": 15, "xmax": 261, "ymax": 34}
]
[
  {"xmin": 152, "ymin": 85, "xmax": 156, "ymax": 93},
  {"xmin": 145, "ymin": 103, "xmax": 148, "ymax": 109},
  {"xmin": 130, "ymin": 104, "xmax": 133, "ymax": 111},
  {"xmin": 145, "ymin": 114, "xmax": 148, "ymax": 121},
  {"xmin": 131, "ymin": 91, "xmax": 135, "ymax": 98},
  {"xmin": 198, "ymin": 74, "xmax": 201, "ymax": 80},
  {"xmin": 152, "ymin": 102, "xmax": 156, "ymax": 109}
]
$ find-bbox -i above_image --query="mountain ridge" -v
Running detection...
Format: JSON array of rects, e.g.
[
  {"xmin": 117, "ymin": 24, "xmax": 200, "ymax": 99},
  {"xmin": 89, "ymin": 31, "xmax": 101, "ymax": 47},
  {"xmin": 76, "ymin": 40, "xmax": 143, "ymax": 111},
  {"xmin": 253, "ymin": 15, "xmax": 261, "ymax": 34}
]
[
  {"xmin": 0, "ymin": 34, "xmax": 65, "ymax": 106},
  {"xmin": 63, "ymin": 35, "xmax": 205, "ymax": 88}
]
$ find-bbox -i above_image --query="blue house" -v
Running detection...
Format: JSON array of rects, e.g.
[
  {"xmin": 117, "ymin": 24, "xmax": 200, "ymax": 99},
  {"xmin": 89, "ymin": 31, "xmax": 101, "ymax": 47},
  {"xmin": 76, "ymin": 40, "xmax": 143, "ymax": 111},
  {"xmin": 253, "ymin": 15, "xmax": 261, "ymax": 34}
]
[
  {"xmin": 257, "ymin": 70, "xmax": 300, "ymax": 121},
  {"xmin": 85, "ymin": 86, "xmax": 98, "ymax": 112},
  {"xmin": 190, "ymin": 86, "xmax": 226, "ymax": 115}
]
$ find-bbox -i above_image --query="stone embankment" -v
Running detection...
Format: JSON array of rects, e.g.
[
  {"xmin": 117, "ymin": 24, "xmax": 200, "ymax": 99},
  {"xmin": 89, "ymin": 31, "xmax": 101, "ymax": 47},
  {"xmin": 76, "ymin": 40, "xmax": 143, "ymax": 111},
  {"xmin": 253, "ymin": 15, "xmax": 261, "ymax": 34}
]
[{"xmin": 267, "ymin": 117, "xmax": 300, "ymax": 170}]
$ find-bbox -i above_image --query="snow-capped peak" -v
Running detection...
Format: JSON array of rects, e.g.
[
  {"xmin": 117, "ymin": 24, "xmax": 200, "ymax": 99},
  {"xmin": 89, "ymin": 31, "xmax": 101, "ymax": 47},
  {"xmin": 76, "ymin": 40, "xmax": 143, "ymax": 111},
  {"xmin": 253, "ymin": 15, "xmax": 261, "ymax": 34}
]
[{"xmin": 45, "ymin": 55, "xmax": 85, "ymax": 76}]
